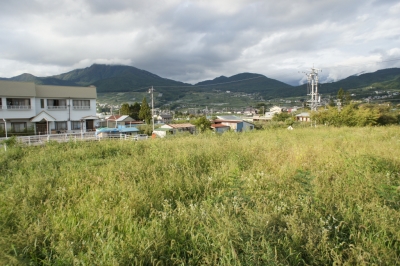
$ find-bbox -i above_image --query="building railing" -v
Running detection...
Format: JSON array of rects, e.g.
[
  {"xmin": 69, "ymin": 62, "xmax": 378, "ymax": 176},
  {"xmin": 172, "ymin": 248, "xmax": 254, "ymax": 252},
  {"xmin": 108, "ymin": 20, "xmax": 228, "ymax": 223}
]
[
  {"xmin": 7, "ymin": 105, "xmax": 31, "ymax": 110},
  {"xmin": 0, "ymin": 132, "xmax": 149, "ymax": 146},
  {"xmin": 73, "ymin": 106, "xmax": 90, "ymax": 110},
  {"xmin": 47, "ymin": 106, "xmax": 68, "ymax": 110}
]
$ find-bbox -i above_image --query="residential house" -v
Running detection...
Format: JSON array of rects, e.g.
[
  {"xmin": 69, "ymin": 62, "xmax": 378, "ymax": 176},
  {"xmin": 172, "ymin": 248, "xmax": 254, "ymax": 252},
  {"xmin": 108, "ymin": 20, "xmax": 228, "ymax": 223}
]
[
  {"xmin": 211, "ymin": 124, "xmax": 230, "ymax": 133},
  {"xmin": 0, "ymin": 80, "xmax": 97, "ymax": 135},
  {"xmin": 270, "ymin": 106, "xmax": 286, "ymax": 114},
  {"xmin": 157, "ymin": 114, "xmax": 173, "ymax": 124},
  {"xmin": 105, "ymin": 115, "xmax": 136, "ymax": 128},
  {"xmin": 296, "ymin": 112, "xmax": 311, "ymax": 122},
  {"xmin": 153, "ymin": 123, "xmax": 196, "ymax": 138},
  {"xmin": 213, "ymin": 116, "xmax": 255, "ymax": 132}
]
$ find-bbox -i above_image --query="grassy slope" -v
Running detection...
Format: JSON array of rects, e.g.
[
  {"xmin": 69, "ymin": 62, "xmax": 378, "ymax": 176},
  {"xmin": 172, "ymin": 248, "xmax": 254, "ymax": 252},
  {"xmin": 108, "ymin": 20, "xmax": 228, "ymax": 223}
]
[{"xmin": 1, "ymin": 127, "xmax": 400, "ymax": 265}]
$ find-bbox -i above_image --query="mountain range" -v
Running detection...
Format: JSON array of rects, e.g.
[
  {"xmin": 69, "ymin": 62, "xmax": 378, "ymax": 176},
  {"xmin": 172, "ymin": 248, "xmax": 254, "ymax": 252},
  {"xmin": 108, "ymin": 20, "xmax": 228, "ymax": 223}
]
[{"xmin": 1, "ymin": 64, "xmax": 400, "ymax": 102}]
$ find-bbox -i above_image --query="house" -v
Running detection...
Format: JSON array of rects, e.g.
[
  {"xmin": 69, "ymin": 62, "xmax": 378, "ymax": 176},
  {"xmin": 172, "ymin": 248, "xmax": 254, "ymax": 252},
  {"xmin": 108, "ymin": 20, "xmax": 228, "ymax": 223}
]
[
  {"xmin": 161, "ymin": 123, "xmax": 196, "ymax": 134},
  {"xmin": 244, "ymin": 107, "xmax": 257, "ymax": 116},
  {"xmin": 270, "ymin": 106, "xmax": 286, "ymax": 114},
  {"xmin": 213, "ymin": 116, "xmax": 255, "ymax": 132},
  {"xmin": 0, "ymin": 80, "xmax": 97, "ymax": 135},
  {"xmin": 153, "ymin": 123, "xmax": 196, "ymax": 138},
  {"xmin": 296, "ymin": 112, "xmax": 311, "ymax": 122},
  {"xmin": 105, "ymin": 115, "xmax": 136, "ymax": 128},
  {"xmin": 157, "ymin": 114, "xmax": 173, "ymax": 124},
  {"xmin": 211, "ymin": 124, "xmax": 230, "ymax": 133}
]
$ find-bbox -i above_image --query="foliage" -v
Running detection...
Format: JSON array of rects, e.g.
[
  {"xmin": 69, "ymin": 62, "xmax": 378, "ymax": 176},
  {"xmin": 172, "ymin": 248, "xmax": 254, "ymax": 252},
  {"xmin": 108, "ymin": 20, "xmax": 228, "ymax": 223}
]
[
  {"xmin": 1, "ymin": 127, "xmax": 400, "ymax": 265},
  {"xmin": 272, "ymin": 112, "xmax": 292, "ymax": 122},
  {"xmin": 119, "ymin": 103, "xmax": 130, "ymax": 115},
  {"xmin": 337, "ymin": 88, "xmax": 352, "ymax": 106},
  {"xmin": 312, "ymin": 103, "xmax": 399, "ymax": 127},
  {"xmin": 139, "ymin": 97, "xmax": 151, "ymax": 124},
  {"xmin": 130, "ymin": 102, "xmax": 141, "ymax": 120},
  {"xmin": 193, "ymin": 116, "xmax": 211, "ymax": 133}
]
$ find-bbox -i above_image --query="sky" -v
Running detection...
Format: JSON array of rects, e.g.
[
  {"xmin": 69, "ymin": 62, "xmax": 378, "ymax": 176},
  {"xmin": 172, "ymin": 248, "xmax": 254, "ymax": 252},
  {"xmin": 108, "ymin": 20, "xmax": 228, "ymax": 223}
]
[{"xmin": 0, "ymin": 0, "xmax": 400, "ymax": 86}]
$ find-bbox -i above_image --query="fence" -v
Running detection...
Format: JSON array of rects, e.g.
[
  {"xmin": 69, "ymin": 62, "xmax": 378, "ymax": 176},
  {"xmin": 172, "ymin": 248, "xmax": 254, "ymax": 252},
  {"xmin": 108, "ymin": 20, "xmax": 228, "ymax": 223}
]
[{"xmin": 0, "ymin": 132, "xmax": 149, "ymax": 146}]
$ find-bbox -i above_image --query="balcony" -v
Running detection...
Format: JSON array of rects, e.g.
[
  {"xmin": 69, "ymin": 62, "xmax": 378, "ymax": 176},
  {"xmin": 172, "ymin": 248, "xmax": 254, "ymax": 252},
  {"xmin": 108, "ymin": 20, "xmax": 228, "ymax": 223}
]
[
  {"xmin": 47, "ymin": 106, "xmax": 68, "ymax": 110},
  {"xmin": 7, "ymin": 105, "xmax": 31, "ymax": 110},
  {"xmin": 73, "ymin": 106, "xmax": 90, "ymax": 110}
]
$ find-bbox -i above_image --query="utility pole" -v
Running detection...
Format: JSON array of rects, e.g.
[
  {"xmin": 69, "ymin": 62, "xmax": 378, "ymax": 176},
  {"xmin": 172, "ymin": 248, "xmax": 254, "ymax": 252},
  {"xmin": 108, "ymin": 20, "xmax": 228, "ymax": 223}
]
[{"xmin": 148, "ymin": 86, "xmax": 155, "ymax": 132}]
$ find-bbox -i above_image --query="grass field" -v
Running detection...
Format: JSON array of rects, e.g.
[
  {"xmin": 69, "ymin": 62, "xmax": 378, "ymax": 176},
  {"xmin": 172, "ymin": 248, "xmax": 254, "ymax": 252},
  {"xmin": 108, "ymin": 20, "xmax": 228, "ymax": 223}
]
[{"xmin": 1, "ymin": 127, "xmax": 399, "ymax": 265}]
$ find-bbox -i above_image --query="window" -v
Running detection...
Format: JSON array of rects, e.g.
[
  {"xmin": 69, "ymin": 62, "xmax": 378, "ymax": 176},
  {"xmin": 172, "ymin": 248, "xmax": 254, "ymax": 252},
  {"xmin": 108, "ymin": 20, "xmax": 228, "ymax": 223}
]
[
  {"xmin": 71, "ymin": 121, "xmax": 81, "ymax": 130},
  {"xmin": 0, "ymin": 123, "xmax": 4, "ymax": 131},
  {"xmin": 6, "ymin": 98, "xmax": 31, "ymax": 109},
  {"xmin": 40, "ymin": 99, "xmax": 44, "ymax": 108},
  {"xmin": 55, "ymin": 122, "xmax": 67, "ymax": 130},
  {"xmin": 11, "ymin": 122, "xmax": 26, "ymax": 132},
  {"xmin": 47, "ymin": 99, "xmax": 67, "ymax": 109},
  {"xmin": 73, "ymin": 100, "xmax": 90, "ymax": 109}
]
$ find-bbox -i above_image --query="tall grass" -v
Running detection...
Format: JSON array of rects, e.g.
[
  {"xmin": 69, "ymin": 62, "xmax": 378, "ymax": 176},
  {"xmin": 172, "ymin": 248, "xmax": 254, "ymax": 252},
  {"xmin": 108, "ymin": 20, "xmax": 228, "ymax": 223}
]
[{"xmin": 1, "ymin": 127, "xmax": 399, "ymax": 265}]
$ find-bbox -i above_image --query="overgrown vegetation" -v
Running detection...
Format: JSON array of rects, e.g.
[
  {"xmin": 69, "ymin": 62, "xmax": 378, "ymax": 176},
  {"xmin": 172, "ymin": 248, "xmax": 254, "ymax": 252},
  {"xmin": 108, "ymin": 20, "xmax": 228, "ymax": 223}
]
[
  {"xmin": 1, "ymin": 127, "xmax": 399, "ymax": 265},
  {"xmin": 312, "ymin": 103, "xmax": 400, "ymax": 127}
]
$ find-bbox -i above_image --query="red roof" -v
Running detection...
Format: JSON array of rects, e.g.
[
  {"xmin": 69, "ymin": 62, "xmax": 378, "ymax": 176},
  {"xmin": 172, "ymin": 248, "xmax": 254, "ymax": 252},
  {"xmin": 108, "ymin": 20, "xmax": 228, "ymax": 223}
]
[
  {"xmin": 211, "ymin": 124, "xmax": 230, "ymax": 128},
  {"xmin": 107, "ymin": 115, "xmax": 122, "ymax": 121}
]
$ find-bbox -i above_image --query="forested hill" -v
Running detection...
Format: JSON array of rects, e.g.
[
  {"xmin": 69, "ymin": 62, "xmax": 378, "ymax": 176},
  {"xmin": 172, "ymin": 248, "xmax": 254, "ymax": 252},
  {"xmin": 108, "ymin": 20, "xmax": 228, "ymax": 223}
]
[{"xmin": 1, "ymin": 64, "xmax": 399, "ymax": 100}]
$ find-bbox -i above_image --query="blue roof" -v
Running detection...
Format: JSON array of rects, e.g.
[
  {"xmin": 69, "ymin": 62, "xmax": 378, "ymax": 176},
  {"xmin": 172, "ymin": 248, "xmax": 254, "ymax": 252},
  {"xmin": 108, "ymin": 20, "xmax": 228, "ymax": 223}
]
[{"xmin": 120, "ymin": 127, "xmax": 139, "ymax": 133}]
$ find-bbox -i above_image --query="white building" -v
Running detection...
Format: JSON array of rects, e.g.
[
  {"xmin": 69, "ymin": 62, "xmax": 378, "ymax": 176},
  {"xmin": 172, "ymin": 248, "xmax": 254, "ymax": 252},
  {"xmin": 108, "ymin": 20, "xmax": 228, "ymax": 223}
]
[{"xmin": 0, "ymin": 80, "xmax": 97, "ymax": 135}]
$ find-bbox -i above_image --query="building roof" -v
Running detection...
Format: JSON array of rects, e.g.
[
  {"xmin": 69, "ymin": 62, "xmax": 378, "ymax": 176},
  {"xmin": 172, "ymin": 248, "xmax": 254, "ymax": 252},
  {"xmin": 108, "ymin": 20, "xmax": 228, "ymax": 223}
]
[
  {"xmin": 35, "ymin": 85, "xmax": 96, "ymax": 98},
  {"xmin": 106, "ymin": 115, "xmax": 134, "ymax": 122},
  {"xmin": 0, "ymin": 80, "xmax": 97, "ymax": 98},
  {"xmin": 30, "ymin": 111, "xmax": 57, "ymax": 122},
  {"xmin": 158, "ymin": 114, "xmax": 173, "ymax": 118},
  {"xmin": 0, "ymin": 80, "xmax": 36, "ymax": 97},
  {"xmin": 296, "ymin": 112, "xmax": 310, "ymax": 117},
  {"xmin": 216, "ymin": 115, "xmax": 242, "ymax": 121},
  {"xmin": 211, "ymin": 124, "xmax": 230, "ymax": 128},
  {"xmin": 165, "ymin": 123, "xmax": 195, "ymax": 128},
  {"xmin": 214, "ymin": 119, "xmax": 242, "ymax": 123}
]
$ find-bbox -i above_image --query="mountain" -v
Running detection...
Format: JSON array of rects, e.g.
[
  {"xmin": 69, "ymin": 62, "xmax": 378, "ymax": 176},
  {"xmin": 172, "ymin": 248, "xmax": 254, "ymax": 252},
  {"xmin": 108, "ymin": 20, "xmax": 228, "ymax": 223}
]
[
  {"xmin": 195, "ymin": 73, "xmax": 292, "ymax": 94},
  {"xmin": 2, "ymin": 64, "xmax": 399, "ymax": 103},
  {"xmin": 315, "ymin": 68, "xmax": 400, "ymax": 94},
  {"xmin": 8, "ymin": 73, "xmax": 38, "ymax": 82}
]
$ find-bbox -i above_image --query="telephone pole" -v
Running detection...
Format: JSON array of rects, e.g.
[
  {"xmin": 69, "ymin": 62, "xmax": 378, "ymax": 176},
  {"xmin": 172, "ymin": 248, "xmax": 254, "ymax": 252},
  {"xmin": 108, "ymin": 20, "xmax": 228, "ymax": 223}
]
[{"xmin": 148, "ymin": 86, "xmax": 155, "ymax": 132}]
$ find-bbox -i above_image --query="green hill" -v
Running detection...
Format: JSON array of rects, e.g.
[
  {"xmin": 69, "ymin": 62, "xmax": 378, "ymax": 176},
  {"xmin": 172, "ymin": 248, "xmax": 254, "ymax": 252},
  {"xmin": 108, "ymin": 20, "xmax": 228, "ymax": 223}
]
[{"xmin": 2, "ymin": 64, "xmax": 400, "ymax": 103}]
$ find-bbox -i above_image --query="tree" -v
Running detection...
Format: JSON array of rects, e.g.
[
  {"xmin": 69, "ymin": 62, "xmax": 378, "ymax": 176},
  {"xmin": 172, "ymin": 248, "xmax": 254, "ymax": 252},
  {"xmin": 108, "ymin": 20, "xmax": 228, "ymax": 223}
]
[
  {"xmin": 193, "ymin": 116, "xmax": 211, "ymax": 133},
  {"xmin": 120, "ymin": 103, "xmax": 130, "ymax": 115},
  {"xmin": 337, "ymin": 88, "xmax": 345, "ymax": 107},
  {"xmin": 337, "ymin": 88, "xmax": 352, "ymax": 107},
  {"xmin": 130, "ymin": 102, "xmax": 141, "ymax": 120},
  {"xmin": 139, "ymin": 97, "xmax": 151, "ymax": 124},
  {"xmin": 272, "ymin": 112, "xmax": 290, "ymax": 122}
]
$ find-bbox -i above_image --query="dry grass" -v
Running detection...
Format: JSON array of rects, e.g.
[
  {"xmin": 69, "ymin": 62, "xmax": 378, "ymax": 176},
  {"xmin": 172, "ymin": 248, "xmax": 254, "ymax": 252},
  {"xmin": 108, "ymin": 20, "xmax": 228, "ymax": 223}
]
[{"xmin": 1, "ymin": 126, "xmax": 399, "ymax": 265}]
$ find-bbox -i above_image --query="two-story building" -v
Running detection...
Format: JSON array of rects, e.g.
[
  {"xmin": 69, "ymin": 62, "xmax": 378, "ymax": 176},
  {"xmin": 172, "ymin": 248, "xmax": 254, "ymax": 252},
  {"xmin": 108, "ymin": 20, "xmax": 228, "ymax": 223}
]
[{"xmin": 0, "ymin": 80, "xmax": 97, "ymax": 135}]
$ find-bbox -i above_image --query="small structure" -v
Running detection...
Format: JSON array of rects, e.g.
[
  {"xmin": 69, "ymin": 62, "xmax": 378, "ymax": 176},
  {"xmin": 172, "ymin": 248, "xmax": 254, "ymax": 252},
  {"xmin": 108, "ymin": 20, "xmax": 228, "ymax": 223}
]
[
  {"xmin": 296, "ymin": 112, "xmax": 311, "ymax": 122},
  {"xmin": 211, "ymin": 124, "xmax": 230, "ymax": 133}
]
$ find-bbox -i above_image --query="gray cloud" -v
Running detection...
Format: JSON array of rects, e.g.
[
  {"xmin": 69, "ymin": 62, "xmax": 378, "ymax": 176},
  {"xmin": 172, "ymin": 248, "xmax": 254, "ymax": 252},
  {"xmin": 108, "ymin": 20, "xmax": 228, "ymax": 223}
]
[{"xmin": 0, "ymin": 0, "xmax": 399, "ymax": 86}]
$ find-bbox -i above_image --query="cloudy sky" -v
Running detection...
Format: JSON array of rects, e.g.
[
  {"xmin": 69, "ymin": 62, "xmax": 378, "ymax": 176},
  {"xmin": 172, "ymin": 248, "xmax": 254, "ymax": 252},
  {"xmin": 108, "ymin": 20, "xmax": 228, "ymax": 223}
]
[{"xmin": 0, "ymin": 0, "xmax": 399, "ymax": 85}]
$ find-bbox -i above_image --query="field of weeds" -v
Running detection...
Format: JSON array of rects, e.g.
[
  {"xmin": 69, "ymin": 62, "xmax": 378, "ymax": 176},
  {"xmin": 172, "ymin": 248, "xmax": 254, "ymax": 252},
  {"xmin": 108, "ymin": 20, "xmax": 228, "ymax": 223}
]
[{"xmin": 1, "ymin": 127, "xmax": 399, "ymax": 265}]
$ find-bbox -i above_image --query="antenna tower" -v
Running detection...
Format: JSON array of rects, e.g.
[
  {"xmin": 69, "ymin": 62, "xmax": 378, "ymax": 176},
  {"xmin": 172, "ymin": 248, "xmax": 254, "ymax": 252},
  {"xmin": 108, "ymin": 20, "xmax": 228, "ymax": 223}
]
[{"xmin": 304, "ymin": 67, "xmax": 321, "ymax": 111}]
